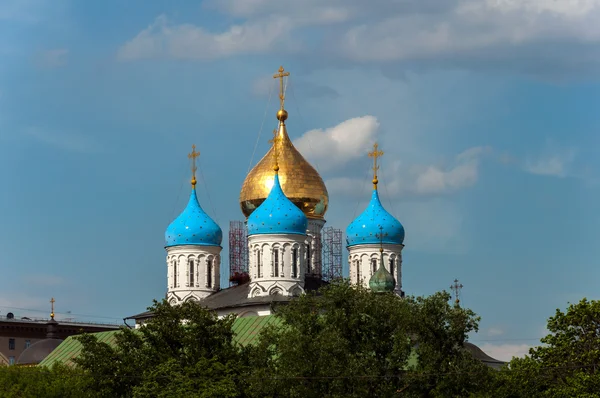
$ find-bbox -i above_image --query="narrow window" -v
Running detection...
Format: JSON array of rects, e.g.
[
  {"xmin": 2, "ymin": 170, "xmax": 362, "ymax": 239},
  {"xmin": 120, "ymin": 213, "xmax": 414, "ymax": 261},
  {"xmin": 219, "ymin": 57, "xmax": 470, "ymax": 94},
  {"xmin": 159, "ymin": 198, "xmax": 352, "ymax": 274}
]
[
  {"xmin": 189, "ymin": 259, "xmax": 195, "ymax": 286},
  {"xmin": 207, "ymin": 259, "xmax": 213, "ymax": 288},
  {"xmin": 356, "ymin": 260, "xmax": 361, "ymax": 284},
  {"xmin": 25, "ymin": 340, "xmax": 31, "ymax": 349},
  {"xmin": 257, "ymin": 251, "xmax": 261, "ymax": 278},
  {"xmin": 9, "ymin": 356, "xmax": 14, "ymax": 366},
  {"xmin": 292, "ymin": 248, "xmax": 298, "ymax": 278},
  {"xmin": 371, "ymin": 258, "xmax": 377, "ymax": 274},
  {"xmin": 174, "ymin": 261, "xmax": 178, "ymax": 288},
  {"xmin": 8, "ymin": 338, "xmax": 15, "ymax": 350},
  {"xmin": 306, "ymin": 244, "xmax": 311, "ymax": 274},
  {"xmin": 274, "ymin": 250, "xmax": 279, "ymax": 277},
  {"xmin": 390, "ymin": 258, "xmax": 395, "ymax": 278}
]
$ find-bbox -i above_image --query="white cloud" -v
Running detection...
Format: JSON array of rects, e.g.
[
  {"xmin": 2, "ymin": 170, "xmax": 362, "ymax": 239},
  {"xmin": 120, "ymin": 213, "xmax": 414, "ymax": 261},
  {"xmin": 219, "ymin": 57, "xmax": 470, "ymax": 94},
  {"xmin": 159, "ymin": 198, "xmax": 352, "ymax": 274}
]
[
  {"xmin": 339, "ymin": 1, "xmax": 600, "ymax": 65},
  {"xmin": 171, "ymin": 0, "xmax": 600, "ymax": 77},
  {"xmin": 293, "ymin": 116, "xmax": 380, "ymax": 171},
  {"xmin": 117, "ymin": 14, "xmax": 293, "ymax": 60},
  {"xmin": 478, "ymin": 343, "xmax": 532, "ymax": 362},
  {"xmin": 524, "ymin": 144, "xmax": 577, "ymax": 178},
  {"xmin": 326, "ymin": 145, "xmax": 490, "ymax": 198}
]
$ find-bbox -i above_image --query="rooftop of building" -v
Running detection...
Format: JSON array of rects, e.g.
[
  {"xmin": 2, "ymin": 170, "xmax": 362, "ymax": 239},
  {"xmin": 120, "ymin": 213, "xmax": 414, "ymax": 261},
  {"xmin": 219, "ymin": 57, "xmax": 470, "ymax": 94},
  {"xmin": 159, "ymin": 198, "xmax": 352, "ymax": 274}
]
[{"xmin": 40, "ymin": 314, "xmax": 505, "ymax": 370}]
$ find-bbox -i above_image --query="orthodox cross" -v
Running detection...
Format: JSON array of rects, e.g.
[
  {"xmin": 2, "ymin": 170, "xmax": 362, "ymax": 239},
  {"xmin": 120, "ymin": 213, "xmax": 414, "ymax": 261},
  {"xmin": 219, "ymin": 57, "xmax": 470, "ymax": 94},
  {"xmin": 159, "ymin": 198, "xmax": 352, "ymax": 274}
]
[
  {"xmin": 268, "ymin": 129, "xmax": 281, "ymax": 170},
  {"xmin": 273, "ymin": 66, "xmax": 290, "ymax": 110},
  {"xmin": 368, "ymin": 142, "xmax": 384, "ymax": 188},
  {"xmin": 188, "ymin": 144, "xmax": 200, "ymax": 187},
  {"xmin": 50, "ymin": 297, "xmax": 55, "ymax": 319},
  {"xmin": 450, "ymin": 279, "xmax": 464, "ymax": 307}
]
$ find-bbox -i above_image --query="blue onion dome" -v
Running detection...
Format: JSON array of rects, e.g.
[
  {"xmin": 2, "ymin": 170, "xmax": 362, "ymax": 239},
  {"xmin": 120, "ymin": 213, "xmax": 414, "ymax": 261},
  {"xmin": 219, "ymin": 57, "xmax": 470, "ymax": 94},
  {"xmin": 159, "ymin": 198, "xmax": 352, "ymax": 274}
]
[
  {"xmin": 370, "ymin": 255, "xmax": 396, "ymax": 293},
  {"xmin": 247, "ymin": 173, "xmax": 308, "ymax": 236},
  {"xmin": 346, "ymin": 189, "xmax": 405, "ymax": 247},
  {"xmin": 165, "ymin": 188, "xmax": 222, "ymax": 247}
]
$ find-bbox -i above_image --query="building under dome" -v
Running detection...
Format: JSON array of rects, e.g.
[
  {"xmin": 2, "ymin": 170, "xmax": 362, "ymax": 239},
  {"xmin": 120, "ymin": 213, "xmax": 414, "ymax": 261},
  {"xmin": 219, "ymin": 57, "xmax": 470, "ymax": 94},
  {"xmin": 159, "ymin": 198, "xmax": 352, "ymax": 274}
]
[{"xmin": 117, "ymin": 65, "xmax": 504, "ymax": 368}]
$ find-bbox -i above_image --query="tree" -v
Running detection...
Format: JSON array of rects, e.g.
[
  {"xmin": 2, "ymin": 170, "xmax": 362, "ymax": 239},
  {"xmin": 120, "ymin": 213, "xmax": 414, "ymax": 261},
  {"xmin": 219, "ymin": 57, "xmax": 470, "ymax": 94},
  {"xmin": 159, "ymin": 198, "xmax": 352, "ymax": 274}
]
[
  {"xmin": 403, "ymin": 292, "xmax": 493, "ymax": 397},
  {"xmin": 74, "ymin": 299, "xmax": 249, "ymax": 398},
  {"xmin": 0, "ymin": 364, "xmax": 87, "ymax": 398},
  {"xmin": 493, "ymin": 298, "xmax": 600, "ymax": 397},
  {"xmin": 246, "ymin": 281, "xmax": 490, "ymax": 398}
]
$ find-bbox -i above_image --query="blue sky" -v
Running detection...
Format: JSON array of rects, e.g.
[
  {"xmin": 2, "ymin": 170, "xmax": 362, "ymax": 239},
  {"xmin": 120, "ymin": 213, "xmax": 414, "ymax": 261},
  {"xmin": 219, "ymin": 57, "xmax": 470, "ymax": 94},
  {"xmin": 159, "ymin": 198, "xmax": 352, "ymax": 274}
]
[{"xmin": 1, "ymin": 0, "xmax": 599, "ymax": 360}]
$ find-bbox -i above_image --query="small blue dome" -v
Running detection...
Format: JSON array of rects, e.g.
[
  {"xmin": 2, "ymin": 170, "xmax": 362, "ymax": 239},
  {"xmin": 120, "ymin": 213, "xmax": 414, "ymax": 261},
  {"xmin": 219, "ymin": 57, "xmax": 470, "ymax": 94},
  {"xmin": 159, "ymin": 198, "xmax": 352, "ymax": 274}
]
[
  {"xmin": 248, "ymin": 173, "xmax": 307, "ymax": 236},
  {"xmin": 346, "ymin": 189, "xmax": 405, "ymax": 247},
  {"xmin": 165, "ymin": 188, "xmax": 222, "ymax": 247}
]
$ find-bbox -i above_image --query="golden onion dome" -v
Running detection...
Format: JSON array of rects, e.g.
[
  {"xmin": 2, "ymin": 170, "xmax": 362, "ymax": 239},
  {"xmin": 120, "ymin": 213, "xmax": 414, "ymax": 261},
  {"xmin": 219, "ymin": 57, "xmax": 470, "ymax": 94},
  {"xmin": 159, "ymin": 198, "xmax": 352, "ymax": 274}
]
[{"xmin": 240, "ymin": 122, "xmax": 329, "ymax": 220}]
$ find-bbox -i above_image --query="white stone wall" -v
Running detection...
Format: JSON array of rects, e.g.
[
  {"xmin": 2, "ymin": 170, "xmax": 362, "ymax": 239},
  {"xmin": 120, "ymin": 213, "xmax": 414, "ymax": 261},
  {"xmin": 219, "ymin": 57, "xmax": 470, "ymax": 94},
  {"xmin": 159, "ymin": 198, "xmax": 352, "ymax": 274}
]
[
  {"xmin": 166, "ymin": 245, "xmax": 222, "ymax": 304},
  {"xmin": 247, "ymin": 233, "xmax": 307, "ymax": 298},
  {"xmin": 347, "ymin": 243, "xmax": 404, "ymax": 292}
]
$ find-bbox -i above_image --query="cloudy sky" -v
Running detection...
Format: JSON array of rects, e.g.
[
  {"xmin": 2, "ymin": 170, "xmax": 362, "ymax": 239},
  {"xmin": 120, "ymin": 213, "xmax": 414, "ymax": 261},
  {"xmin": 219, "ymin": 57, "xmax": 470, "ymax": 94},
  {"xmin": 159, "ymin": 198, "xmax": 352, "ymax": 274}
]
[{"xmin": 1, "ymin": 0, "xmax": 598, "ymax": 361}]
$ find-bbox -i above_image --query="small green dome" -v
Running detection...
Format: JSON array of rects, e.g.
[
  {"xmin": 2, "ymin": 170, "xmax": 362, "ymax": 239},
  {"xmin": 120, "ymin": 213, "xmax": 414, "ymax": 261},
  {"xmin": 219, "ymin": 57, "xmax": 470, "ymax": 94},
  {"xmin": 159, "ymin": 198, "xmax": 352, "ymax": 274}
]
[{"xmin": 369, "ymin": 258, "xmax": 396, "ymax": 293}]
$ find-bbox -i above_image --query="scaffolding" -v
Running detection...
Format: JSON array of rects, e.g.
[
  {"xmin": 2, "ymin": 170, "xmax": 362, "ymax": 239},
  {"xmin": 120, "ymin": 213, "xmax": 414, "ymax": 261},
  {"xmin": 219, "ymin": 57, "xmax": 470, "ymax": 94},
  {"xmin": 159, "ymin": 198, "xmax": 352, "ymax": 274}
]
[
  {"xmin": 322, "ymin": 227, "xmax": 343, "ymax": 282},
  {"xmin": 228, "ymin": 221, "xmax": 343, "ymax": 285},
  {"xmin": 228, "ymin": 221, "xmax": 249, "ymax": 286},
  {"xmin": 307, "ymin": 223, "xmax": 323, "ymax": 278}
]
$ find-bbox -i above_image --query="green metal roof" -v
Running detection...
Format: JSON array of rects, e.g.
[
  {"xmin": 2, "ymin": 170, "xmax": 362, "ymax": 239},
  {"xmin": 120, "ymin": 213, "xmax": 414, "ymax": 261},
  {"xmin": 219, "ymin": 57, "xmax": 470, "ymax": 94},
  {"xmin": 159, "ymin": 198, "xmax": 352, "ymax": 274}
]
[{"xmin": 39, "ymin": 315, "xmax": 281, "ymax": 368}]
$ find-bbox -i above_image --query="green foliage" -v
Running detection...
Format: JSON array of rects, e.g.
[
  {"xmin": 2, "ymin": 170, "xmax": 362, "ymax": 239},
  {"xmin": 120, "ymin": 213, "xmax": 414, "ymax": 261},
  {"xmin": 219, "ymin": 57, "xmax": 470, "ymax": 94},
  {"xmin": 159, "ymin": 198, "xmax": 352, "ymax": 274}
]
[
  {"xmin": 403, "ymin": 292, "xmax": 493, "ymax": 397},
  {"xmin": 73, "ymin": 299, "xmax": 249, "ymax": 398},
  {"xmin": 0, "ymin": 283, "xmax": 520, "ymax": 396},
  {"xmin": 0, "ymin": 363, "xmax": 88, "ymax": 398},
  {"xmin": 493, "ymin": 298, "xmax": 600, "ymax": 397},
  {"xmin": 246, "ymin": 281, "xmax": 490, "ymax": 397}
]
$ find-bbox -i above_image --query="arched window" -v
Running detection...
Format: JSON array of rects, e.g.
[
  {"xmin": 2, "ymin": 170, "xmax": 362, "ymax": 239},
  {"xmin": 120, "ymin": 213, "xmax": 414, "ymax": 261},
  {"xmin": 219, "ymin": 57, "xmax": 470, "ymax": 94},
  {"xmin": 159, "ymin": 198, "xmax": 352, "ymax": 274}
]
[
  {"xmin": 292, "ymin": 248, "xmax": 298, "ymax": 278},
  {"xmin": 356, "ymin": 259, "xmax": 360, "ymax": 284},
  {"xmin": 257, "ymin": 250, "xmax": 262, "ymax": 278},
  {"xmin": 274, "ymin": 249, "xmax": 279, "ymax": 277},
  {"xmin": 371, "ymin": 258, "xmax": 377, "ymax": 274},
  {"xmin": 390, "ymin": 258, "xmax": 395, "ymax": 279},
  {"xmin": 173, "ymin": 260, "xmax": 178, "ymax": 288},
  {"xmin": 207, "ymin": 259, "xmax": 213, "ymax": 288},
  {"xmin": 189, "ymin": 259, "xmax": 195, "ymax": 287}
]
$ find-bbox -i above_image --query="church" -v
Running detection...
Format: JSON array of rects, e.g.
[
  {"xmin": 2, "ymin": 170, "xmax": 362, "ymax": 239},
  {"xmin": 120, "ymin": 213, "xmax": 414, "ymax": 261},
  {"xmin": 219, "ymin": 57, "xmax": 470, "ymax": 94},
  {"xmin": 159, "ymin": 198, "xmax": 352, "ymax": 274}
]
[
  {"xmin": 129, "ymin": 65, "xmax": 405, "ymax": 322},
  {"xmin": 40, "ymin": 66, "xmax": 505, "ymax": 370}
]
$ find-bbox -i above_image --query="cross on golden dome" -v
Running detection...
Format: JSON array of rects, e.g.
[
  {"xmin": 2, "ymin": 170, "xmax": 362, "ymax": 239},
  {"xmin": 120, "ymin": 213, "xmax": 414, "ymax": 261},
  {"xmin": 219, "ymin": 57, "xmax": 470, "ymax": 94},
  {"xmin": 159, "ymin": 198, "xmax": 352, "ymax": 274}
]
[
  {"xmin": 188, "ymin": 144, "xmax": 200, "ymax": 187},
  {"xmin": 273, "ymin": 66, "xmax": 290, "ymax": 122},
  {"xmin": 239, "ymin": 66, "xmax": 329, "ymax": 220},
  {"xmin": 368, "ymin": 142, "xmax": 384, "ymax": 189}
]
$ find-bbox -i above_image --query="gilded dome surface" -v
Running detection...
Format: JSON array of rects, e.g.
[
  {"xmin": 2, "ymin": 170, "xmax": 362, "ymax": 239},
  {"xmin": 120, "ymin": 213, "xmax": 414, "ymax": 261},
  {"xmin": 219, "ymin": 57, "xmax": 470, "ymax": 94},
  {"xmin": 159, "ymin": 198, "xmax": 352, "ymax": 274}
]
[{"xmin": 240, "ymin": 123, "xmax": 329, "ymax": 220}]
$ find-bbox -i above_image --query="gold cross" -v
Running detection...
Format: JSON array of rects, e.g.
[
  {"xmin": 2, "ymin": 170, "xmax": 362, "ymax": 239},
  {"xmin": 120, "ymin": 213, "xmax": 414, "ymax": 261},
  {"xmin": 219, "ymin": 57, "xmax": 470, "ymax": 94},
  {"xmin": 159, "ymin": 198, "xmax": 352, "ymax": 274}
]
[
  {"xmin": 188, "ymin": 144, "xmax": 200, "ymax": 187},
  {"xmin": 50, "ymin": 297, "xmax": 55, "ymax": 319},
  {"xmin": 273, "ymin": 66, "xmax": 290, "ymax": 110},
  {"xmin": 368, "ymin": 142, "xmax": 384, "ymax": 188},
  {"xmin": 268, "ymin": 129, "xmax": 281, "ymax": 170}
]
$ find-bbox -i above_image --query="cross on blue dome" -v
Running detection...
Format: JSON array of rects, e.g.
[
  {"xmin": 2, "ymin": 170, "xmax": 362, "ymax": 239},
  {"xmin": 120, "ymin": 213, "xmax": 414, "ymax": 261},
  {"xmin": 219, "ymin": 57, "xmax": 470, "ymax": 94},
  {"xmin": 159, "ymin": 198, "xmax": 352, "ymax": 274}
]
[
  {"xmin": 164, "ymin": 189, "xmax": 223, "ymax": 248},
  {"xmin": 346, "ymin": 189, "xmax": 405, "ymax": 247},
  {"xmin": 247, "ymin": 173, "xmax": 308, "ymax": 236},
  {"xmin": 347, "ymin": 142, "xmax": 404, "ymax": 247}
]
